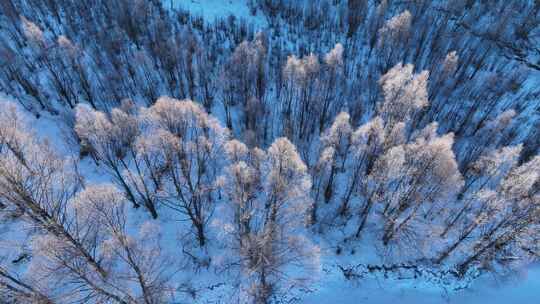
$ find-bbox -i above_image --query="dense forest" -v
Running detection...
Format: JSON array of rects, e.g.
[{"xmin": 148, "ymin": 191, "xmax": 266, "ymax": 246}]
[{"xmin": 0, "ymin": 0, "xmax": 539, "ymax": 303}]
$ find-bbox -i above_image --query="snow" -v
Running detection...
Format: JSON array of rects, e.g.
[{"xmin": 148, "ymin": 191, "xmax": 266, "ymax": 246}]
[
  {"xmin": 1, "ymin": 0, "xmax": 539, "ymax": 302},
  {"xmin": 2, "ymin": 74, "xmax": 539, "ymax": 304},
  {"xmin": 169, "ymin": 0, "xmax": 265, "ymax": 26},
  {"xmin": 303, "ymin": 264, "xmax": 540, "ymax": 303}
]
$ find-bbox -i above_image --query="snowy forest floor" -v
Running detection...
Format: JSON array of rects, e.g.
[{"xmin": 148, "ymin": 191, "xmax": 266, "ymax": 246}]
[
  {"xmin": 1, "ymin": 0, "xmax": 538, "ymax": 302},
  {"xmin": 305, "ymin": 262, "xmax": 540, "ymax": 303},
  {"xmin": 165, "ymin": 1, "xmax": 540, "ymax": 302},
  {"xmin": 21, "ymin": 103, "xmax": 540, "ymax": 301},
  {"xmin": 4, "ymin": 0, "xmax": 539, "ymax": 297}
]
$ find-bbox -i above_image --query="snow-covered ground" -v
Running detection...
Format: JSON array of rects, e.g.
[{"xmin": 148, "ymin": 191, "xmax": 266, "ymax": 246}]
[
  {"xmin": 303, "ymin": 264, "xmax": 540, "ymax": 303},
  {"xmin": 1, "ymin": 0, "xmax": 538, "ymax": 302},
  {"xmin": 161, "ymin": 2, "xmax": 540, "ymax": 302},
  {"xmin": 169, "ymin": 0, "xmax": 265, "ymax": 25},
  {"xmin": 4, "ymin": 56, "xmax": 539, "ymax": 304},
  {"xmin": 3, "ymin": 82, "xmax": 539, "ymax": 304}
]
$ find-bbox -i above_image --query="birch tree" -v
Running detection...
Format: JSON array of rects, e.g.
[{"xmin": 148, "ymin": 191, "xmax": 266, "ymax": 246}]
[{"xmin": 219, "ymin": 138, "xmax": 319, "ymax": 303}]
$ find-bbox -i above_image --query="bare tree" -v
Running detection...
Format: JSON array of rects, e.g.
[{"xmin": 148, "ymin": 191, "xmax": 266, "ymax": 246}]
[
  {"xmin": 377, "ymin": 62, "xmax": 429, "ymax": 130},
  {"xmin": 140, "ymin": 97, "xmax": 229, "ymax": 248},
  {"xmin": 375, "ymin": 129, "xmax": 462, "ymax": 249},
  {"xmin": 219, "ymin": 137, "xmax": 319, "ymax": 303}
]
